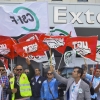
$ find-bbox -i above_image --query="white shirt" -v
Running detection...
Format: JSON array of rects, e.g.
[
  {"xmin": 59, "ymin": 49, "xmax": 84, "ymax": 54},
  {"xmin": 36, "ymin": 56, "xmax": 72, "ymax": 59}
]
[
  {"xmin": 69, "ymin": 79, "xmax": 81, "ymax": 100},
  {"xmin": 0, "ymin": 85, "xmax": 2, "ymax": 100}
]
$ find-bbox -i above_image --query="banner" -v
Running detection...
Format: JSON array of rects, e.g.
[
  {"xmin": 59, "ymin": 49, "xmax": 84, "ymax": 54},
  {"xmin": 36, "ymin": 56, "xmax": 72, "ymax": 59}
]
[
  {"xmin": 0, "ymin": 2, "xmax": 49, "ymax": 36},
  {"xmin": 40, "ymin": 34, "xmax": 70, "ymax": 54},
  {"xmin": 67, "ymin": 36, "xmax": 98, "ymax": 61},
  {"xmin": 18, "ymin": 33, "xmax": 43, "ymax": 42},
  {"xmin": 50, "ymin": 23, "xmax": 77, "ymax": 37},
  {"xmin": 13, "ymin": 39, "xmax": 45, "ymax": 57},
  {"xmin": 26, "ymin": 52, "xmax": 48, "ymax": 62},
  {"xmin": 64, "ymin": 50, "xmax": 76, "ymax": 67},
  {"xmin": 0, "ymin": 38, "xmax": 17, "ymax": 59},
  {"xmin": 95, "ymin": 41, "xmax": 100, "ymax": 62}
]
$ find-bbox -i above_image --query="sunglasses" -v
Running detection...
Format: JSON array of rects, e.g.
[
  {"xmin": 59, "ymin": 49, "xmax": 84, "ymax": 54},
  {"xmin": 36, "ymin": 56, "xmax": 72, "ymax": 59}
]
[
  {"xmin": 47, "ymin": 73, "xmax": 53, "ymax": 75},
  {"xmin": 25, "ymin": 72, "xmax": 29, "ymax": 74},
  {"xmin": 0, "ymin": 69, "xmax": 5, "ymax": 71},
  {"xmin": 16, "ymin": 69, "xmax": 22, "ymax": 71}
]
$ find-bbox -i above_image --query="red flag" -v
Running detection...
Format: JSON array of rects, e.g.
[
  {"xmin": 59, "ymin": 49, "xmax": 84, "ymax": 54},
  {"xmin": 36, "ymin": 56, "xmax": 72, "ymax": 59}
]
[
  {"xmin": 0, "ymin": 35, "xmax": 10, "ymax": 42},
  {"xmin": 67, "ymin": 36, "xmax": 98, "ymax": 61},
  {"xmin": 18, "ymin": 33, "xmax": 49, "ymax": 53},
  {"xmin": 13, "ymin": 39, "xmax": 45, "ymax": 58},
  {"xmin": 18, "ymin": 33, "xmax": 45, "ymax": 42},
  {"xmin": 0, "ymin": 38, "xmax": 17, "ymax": 59},
  {"xmin": 40, "ymin": 34, "xmax": 70, "ymax": 54}
]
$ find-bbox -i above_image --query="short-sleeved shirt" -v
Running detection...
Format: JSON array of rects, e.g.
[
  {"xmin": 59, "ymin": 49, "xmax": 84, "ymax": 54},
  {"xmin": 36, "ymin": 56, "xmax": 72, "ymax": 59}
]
[{"xmin": 86, "ymin": 74, "xmax": 100, "ymax": 99}]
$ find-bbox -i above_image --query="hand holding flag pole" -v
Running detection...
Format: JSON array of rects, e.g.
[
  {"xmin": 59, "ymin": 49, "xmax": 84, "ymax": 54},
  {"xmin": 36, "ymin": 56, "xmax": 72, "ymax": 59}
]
[{"xmin": 91, "ymin": 62, "xmax": 99, "ymax": 82}]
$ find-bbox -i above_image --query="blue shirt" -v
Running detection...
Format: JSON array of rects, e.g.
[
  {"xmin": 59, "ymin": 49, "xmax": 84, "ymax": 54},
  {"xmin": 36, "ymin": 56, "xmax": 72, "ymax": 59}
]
[
  {"xmin": 35, "ymin": 76, "xmax": 40, "ymax": 82},
  {"xmin": 86, "ymin": 73, "xmax": 100, "ymax": 99},
  {"xmin": 41, "ymin": 78, "xmax": 58, "ymax": 100}
]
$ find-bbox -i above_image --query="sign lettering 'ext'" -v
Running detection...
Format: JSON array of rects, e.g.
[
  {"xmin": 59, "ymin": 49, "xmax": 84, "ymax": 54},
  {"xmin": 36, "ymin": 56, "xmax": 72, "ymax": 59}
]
[{"xmin": 54, "ymin": 7, "xmax": 100, "ymax": 24}]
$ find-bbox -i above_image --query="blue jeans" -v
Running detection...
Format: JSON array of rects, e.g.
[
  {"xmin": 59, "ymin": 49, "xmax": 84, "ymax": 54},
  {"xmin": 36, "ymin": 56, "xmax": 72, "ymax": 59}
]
[{"xmin": 30, "ymin": 97, "xmax": 41, "ymax": 100}]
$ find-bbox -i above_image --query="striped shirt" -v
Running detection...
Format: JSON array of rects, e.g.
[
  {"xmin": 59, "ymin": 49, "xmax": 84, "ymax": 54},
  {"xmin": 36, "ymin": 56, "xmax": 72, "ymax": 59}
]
[{"xmin": 0, "ymin": 75, "xmax": 9, "ymax": 100}]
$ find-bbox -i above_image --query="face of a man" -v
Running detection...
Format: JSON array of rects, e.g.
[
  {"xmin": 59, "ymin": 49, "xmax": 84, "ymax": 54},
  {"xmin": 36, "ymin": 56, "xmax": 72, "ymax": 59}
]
[
  {"xmin": 0, "ymin": 67, "xmax": 5, "ymax": 75},
  {"xmin": 95, "ymin": 69, "xmax": 100, "ymax": 77},
  {"xmin": 16, "ymin": 65, "xmax": 23, "ymax": 75},
  {"xmin": 90, "ymin": 67, "xmax": 94, "ymax": 75},
  {"xmin": 47, "ymin": 71, "xmax": 54, "ymax": 79},
  {"xmin": 35, "ymin": 68, "xmax": 40, "ymax": 76},
  {"xmin": 82, "ymin": 71, "xmax": 86, "ymax": 79},
  {"xmin": 24, "ymin": 69, "xmax": 29, "ymax": 74},
  {"xmin": 72, "ymin": 68, "xmax": 80, "ymax": 79},
  {"xmin": 13, "ymin": 68, "xmax": 17, "ymax": 75}
]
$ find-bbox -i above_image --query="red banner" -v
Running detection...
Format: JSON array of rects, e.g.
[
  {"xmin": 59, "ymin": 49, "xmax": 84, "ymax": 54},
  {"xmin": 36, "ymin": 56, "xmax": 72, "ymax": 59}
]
[
  {"xmin": 0, "ymin": 38, "xmax": 17, "ymax": 59},
  {"xmin": 13, "ymin": 39, "xmax": 46, "ymax": 57},
  {"xmin": 67, "ymin": 36, "xmax": 98, "ymax": 61},
  {"xmin": 40, "ymin": 34, "xmax": 70, "ymax": 54},
  {"xmin": 18, "ymin": 33, "xmax": 45, "ymax": 42}
]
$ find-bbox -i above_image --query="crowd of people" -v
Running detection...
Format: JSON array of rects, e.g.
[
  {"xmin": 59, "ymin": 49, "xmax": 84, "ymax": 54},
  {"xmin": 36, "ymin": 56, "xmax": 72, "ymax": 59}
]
[{"xmin": 0, "ymin": 59, "xmax": 100, "ymax": 100}]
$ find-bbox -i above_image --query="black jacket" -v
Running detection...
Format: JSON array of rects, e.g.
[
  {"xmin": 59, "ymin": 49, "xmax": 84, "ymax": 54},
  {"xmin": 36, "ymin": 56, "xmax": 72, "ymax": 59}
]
[
  {"xmin": 83, "ymin": 78, "xmax": 94, "ymax": 95},
  {"xmin": 7, "ymin": 64, "xmax": 35, "ymax": 99},
  {"xmin": 58, "ymin": 83, "xmax": 66, "ymax": 97},
  {"xmin": 31, "ymin": 76, "xmax": 45, "ymax": 97}
]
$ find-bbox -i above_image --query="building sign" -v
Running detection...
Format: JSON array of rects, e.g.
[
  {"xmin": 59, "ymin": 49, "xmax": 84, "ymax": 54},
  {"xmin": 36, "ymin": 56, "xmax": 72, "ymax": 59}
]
[
  {"xmin": 48, "ymin": 3, "xmax": 100, "ymax": 27},
  {"xmin": 1, "ymin": 3, "xmax": 100, "ymax": 28}
]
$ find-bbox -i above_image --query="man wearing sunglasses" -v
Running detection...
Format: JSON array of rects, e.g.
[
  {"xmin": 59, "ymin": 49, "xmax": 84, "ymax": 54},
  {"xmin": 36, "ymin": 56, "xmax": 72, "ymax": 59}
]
[
  {"xmin": 7, "ymin": 58, "xmax": 35, "ymax": 100},
  {"xmin": 41, "ymin": 70, "xmax": 59, "ymax": 100},
  {"xmin": 0, "ymin": 60, "xmax": 9, "ymax": 100}
]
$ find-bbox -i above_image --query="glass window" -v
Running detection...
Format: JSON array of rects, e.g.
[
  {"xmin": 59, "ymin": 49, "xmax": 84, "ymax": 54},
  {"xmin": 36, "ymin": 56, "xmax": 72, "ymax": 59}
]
[
  {"xmin": 78, "ymin": 0, "xmax": 88, "ymax": 1},
  {"xmin": 52, "ymin": 0, "xmax": 62, "ymax": 1}
]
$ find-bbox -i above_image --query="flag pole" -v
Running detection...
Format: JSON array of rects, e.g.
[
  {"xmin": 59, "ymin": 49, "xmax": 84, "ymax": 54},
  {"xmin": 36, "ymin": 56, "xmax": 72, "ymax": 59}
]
[
  {"xmin": 57, "ymin": 54, "xmax": 63, "ymax": 70},
  {"xmin": 11, "ymin": 59, "xmax": 13, "ymax": 73},
  {"xmin": 91, "ymin": 62, "xmax": 99, "ymax": 82},
  {"xmin": 49, "ymin": 34, "xmax": 52, "ymax": 67}
]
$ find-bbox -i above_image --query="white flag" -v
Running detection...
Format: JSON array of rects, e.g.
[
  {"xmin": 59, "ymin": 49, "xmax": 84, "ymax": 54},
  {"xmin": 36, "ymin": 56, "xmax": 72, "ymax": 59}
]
[
  {"xmin": 50, "ymin": 23, "xmax": 77, "ymax": 37},
  {"xmin": 64, "ymin": 50, "xmax": 76, "ymax": 67},
  {"xmin": 42, "ymin": 53, "xmax": 56, "ymax": 69},
  {"xmin": 95, "ymin": 41, "xmax": 100, "ymax": 62},
  {"xmin": 0, "ymin": 2, "xmax": 49, "ymax": 36}
]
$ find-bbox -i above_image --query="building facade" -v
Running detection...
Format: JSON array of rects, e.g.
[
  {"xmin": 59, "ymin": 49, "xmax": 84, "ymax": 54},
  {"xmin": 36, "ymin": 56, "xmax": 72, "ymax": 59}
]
[
  {"xmin": 0, "ymin": 0, "xmax": 100, "ymax": 3},
  {"xmin": 0, "ymin": 0, "xmax": 100, "ymax": 71}
]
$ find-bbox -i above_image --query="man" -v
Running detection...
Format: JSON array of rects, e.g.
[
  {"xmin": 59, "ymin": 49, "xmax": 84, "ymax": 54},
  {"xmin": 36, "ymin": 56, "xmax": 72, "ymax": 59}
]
[
  {"xmin": 85, "ymin": 66, "xmax": 100, "ymax": 100},
  {"xmin": 50, "ymin": 66, "xmax": 91, "ymax": 100},
  {"xmin": 94, "ymin": 82, "xmax": 100, "ymax": 100},
  {"xmin": 0, "ymin": 60, "xmax": 9, "ymax": 100},
  {"xmin": 82, "ymin": 70, "xmax": 94, "ymax": 96},
  {"xmin": 30, "ymin": 68, "xmax": 45, "ymax": 100},
  {"xmin": 13, "ymin": 67, "xmax": 17, "ymax": 75},
  {"xmin": 24, "ymin": 68, "xmax": 30, "ymax": 75},
  {"xmin": 7, "ymin": 58, "xmax": 35, "ymax": 100},
  {"xmin": 89, "ymin": 67, "xmax": 94, "ymax": 75},
  {"xmin": 93, "ymin": 69, "xmax": 100, "ymax": 100},
  {"xmin": 41, "ymin": 70, "xmax": 59, "ymax": 100}
]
